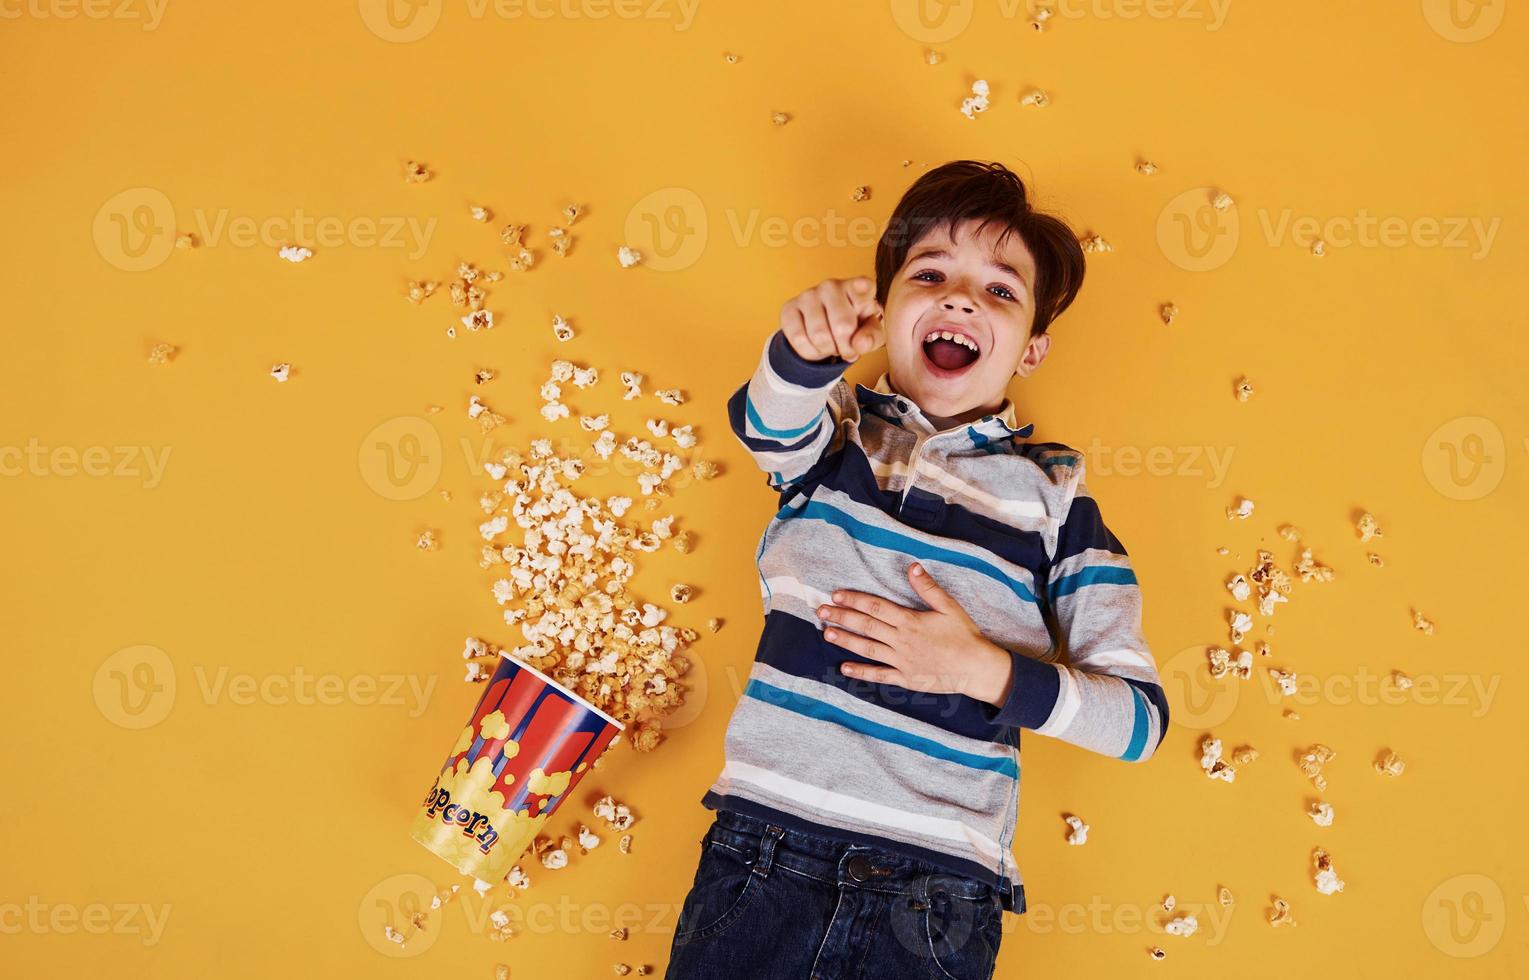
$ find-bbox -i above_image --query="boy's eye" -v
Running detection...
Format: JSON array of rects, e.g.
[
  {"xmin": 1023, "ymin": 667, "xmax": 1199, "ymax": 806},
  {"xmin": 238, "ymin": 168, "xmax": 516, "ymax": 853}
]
[{"xmin": 912, "ymin": 268, "xmax": 1019, "ymax": 302}]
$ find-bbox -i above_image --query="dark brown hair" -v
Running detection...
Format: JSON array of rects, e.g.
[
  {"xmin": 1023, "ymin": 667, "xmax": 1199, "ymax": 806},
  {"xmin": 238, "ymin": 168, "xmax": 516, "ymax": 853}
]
[{"xmin": 873, "ymin": 160, "xmax": 1086, "ymax": 336}]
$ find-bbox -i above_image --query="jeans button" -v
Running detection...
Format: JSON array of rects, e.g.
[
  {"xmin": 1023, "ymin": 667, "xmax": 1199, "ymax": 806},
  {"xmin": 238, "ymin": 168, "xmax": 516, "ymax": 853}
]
[{"xmin": 847, "ymin": 855, "xmax": 873, "ymax": 882}]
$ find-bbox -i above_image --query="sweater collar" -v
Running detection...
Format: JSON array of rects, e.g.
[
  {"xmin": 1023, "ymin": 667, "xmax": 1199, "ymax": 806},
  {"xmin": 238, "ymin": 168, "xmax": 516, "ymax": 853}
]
[{"xmin": 854, "ymin": 372, "xmax": 1034, "ymax": 440}]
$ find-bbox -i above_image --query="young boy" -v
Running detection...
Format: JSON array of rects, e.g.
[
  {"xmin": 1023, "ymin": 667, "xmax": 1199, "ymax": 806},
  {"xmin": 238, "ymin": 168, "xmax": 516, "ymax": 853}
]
[{"xmin": 664, "ymin": 160, "xmax": 1168, "ymax": 980}]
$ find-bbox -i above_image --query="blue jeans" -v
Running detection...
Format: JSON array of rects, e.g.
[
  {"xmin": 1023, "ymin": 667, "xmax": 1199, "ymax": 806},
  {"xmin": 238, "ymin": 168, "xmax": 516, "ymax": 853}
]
[{"xmin": 663, "ymin": 809, "xmax": 1004, "ymax": 979}]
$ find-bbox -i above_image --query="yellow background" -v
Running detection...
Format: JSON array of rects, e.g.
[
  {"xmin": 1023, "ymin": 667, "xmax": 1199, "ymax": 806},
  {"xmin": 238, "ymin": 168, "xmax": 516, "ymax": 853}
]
[{"xmin": 2, "ymin": 1, "xmax": 1525, "ymax": 976}]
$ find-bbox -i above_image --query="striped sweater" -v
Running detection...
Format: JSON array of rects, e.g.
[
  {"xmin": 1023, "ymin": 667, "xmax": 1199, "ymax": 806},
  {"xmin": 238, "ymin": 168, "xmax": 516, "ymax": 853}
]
[{"xmin": 700, "ymin": 328, "xmax": 1169, "ymax": 914}]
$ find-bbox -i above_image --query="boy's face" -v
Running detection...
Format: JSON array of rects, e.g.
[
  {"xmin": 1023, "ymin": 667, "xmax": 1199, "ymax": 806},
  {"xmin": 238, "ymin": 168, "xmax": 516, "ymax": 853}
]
[{"xmin": 883, "ymin": 218, "xmax": 1050, "ymax": 426}]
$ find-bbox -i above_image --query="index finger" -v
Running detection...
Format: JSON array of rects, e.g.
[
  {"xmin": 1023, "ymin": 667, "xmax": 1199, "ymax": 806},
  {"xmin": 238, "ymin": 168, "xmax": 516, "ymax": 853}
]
[{"xmin": 828, "ymin": 589, "xmax": 912, "ymax": 627}]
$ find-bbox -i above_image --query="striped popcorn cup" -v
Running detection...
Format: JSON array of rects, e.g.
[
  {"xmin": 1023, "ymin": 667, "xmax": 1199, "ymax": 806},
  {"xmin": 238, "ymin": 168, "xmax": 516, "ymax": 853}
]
[{"xmin": 410, "ymin": 653, "xmax": 624, "ymax": 885}]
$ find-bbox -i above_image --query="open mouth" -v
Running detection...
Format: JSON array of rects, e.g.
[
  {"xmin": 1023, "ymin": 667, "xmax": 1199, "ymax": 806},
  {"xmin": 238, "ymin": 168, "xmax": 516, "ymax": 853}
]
[{"xmin": 920, "ymin": 327, "xmax": 982, "ymax": 376}]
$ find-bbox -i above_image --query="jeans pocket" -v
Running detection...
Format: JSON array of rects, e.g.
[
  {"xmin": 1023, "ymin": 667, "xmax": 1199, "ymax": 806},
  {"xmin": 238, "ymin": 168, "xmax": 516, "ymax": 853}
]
[
  {"xmin": 922, "ymin": 888, "xmax": 1001, "ymax": 980},
  {"xmin": 672, "ymin": 837, "xmax": 763, "ymax": 947}
]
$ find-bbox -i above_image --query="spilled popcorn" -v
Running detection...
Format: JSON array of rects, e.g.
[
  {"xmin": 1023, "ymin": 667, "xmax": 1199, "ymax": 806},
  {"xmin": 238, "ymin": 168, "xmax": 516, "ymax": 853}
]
[
  {"xmin": 1207, "ymin": 646, "xmax": 1252, "ymax": 680},
  {"xmin": 1374, "ymin": 749, "xmax": 1406, "ymax": 777},
  {"xmin": 1200, "ymin": 735, "xmax": 1236, "ymax": 782},
  {"xmin": 1226, "ymin": 497, "xmax": 1255, "ymax": 520},
  {"xmin": 1297, "ymin": 744, "xmax": 1338, "ymax": 792},
  {"xmin": 960, "ymin": 80, "xmax": 990, "ymax": 119},
  {"xmin": 1164, "ymin": 914, "xmax": 1198, "ymax": 937},
  {"xmin": 1312, "ymin": 848, "xmax": 1344, "ymax": 895}
]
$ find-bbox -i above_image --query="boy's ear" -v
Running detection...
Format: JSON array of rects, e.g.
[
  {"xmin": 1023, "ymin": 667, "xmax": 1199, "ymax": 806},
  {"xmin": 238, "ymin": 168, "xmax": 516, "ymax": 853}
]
[{"xmin": 1015, "ymin": 332, "xmax": 1051, "ymax": 377}]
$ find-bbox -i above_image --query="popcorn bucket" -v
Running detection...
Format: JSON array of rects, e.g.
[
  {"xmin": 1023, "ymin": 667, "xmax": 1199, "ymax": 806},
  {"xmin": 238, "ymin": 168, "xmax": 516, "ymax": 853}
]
[{"xmin": 410, "ymin": 653, "xmax": 624, "ymax": 884}]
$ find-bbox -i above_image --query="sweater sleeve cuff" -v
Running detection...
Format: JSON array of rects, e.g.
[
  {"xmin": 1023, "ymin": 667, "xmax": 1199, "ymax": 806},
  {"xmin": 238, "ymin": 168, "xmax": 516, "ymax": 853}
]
[
  {"xmin": 979, "ymin": 649, "xmax": 1062, "ymax": 730},
  {"xmin": 766, "ymin": 329, "xmax": 853, "ymax": 388}
]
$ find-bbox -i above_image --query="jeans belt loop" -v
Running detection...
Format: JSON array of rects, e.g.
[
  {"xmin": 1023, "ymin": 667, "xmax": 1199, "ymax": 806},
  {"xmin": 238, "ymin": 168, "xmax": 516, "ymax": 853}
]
[
  {"xmin": 911, "ymin": 873, "xmax": 931, "ymax": 910},
  {"xmin": 752, "ymin": 823, "xmax": 784, "ymax": 878}
]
